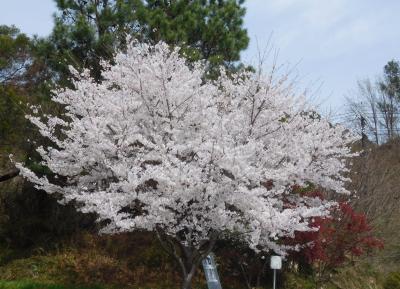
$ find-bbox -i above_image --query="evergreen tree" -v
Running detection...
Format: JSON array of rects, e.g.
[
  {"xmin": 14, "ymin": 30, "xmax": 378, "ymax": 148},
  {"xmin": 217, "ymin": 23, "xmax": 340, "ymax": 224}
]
[
  {"xmin": 377, "ymin": 60, "xmax": 400, "ymax": 139},
  {"xmin": 47, "ymin": 0, "xmax": 249, "ymax": 82},
  {"xmin": 0, "ymin": 25, "xmax": 31, "ymax": 85},
  {"xmin": 0, "ymin": 25, "xmax": 47, "ymax": 154},
  {"xmin": 137, "ymin": 0, "xmax": 249, "ymax": 67},
  {"xmin": 380, "ymin": 60, "xmax": 400, "ymax": 101}
]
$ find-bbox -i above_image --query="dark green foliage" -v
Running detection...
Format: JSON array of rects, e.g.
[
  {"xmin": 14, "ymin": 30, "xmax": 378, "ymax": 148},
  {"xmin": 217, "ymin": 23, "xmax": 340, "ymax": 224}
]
[
  {"xmin": 377, "ymin": 60, "xmax": 400, "ymax": 117},
  {"xmin": 0, "ymin": 182, "xmax": 97, "ymax": 251},
  {"xmin": 0, "ymin": 25, "xmax": 52, "ymax": 152},
  {"xmin": 0, "ymin": 25, "xmax": 52, "ymax": 90},
  {"xmin": 0, "ymin": 26, "xmax": 32, "ymax": 149},
  {"xmin": 137, "ymin": 0, "xmax": 249, "ymax": 67},
  {"xmin": 0, "ymin": 86, "xmax": 27, "ymax": 149},
  {"xmin": 47, "ymin": 0, "xmax": 249, "ymax": 82},
  {"xmin": 48, "ymin": 0, "xmax": 143, "ymax": 83},
  {"xmin": 0, "ymin": 25, "xmax": 31, "ymax": 84},
  {"xmin": 380, "ymin": 60, "xmax": 400, "ymax": 100}
]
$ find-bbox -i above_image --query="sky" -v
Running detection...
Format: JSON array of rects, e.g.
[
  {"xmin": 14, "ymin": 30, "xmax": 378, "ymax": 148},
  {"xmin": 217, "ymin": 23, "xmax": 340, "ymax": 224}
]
[{"xmin": 1, "ymin": 0, "xmax": 399, "ymax": 112}]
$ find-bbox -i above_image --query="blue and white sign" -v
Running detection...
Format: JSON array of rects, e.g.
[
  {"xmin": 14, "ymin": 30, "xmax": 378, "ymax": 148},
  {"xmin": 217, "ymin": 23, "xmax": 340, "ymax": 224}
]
[{"xmin": 202, "ymin": 254, "xmax": 222, "ymax": 289}]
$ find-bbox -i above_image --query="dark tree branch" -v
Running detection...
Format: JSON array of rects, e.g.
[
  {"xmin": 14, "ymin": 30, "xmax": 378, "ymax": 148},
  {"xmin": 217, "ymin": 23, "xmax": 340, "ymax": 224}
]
[{"xmin": 0, "ymin": 169, "xmax": 20, "ymax": 182}]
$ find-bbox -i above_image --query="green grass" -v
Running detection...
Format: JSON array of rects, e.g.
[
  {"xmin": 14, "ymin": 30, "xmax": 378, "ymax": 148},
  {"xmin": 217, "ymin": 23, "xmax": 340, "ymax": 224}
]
[{"xmin": 0, "ymin": 281, "xmax": 105, "ymax": 289}]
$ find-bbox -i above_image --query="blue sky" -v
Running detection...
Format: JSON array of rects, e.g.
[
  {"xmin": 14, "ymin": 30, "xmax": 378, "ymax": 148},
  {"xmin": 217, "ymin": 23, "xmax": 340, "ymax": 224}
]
[{"xmin": 1, "ymin": 0, "xmax": 399, "ymax": 111}]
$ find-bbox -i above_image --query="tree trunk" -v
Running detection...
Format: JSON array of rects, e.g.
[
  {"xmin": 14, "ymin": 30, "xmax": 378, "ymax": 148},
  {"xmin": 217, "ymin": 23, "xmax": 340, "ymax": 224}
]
[
  {"xmin": 155, "ymin": 229, "xmax": 218, "ymax": 289},
  {"xmin": 179, "ymin": 245, "xmax": 199, "ymax": 289},
  {"xmin": 182, "ymin": 265, "xmax": 197, "ymax": 289}
]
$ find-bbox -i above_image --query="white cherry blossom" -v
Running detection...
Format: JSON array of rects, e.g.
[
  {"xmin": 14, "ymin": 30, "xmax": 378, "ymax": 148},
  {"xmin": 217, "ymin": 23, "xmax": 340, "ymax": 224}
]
[{"xmin": 16, "ymin": 41, "xmax": 356, "ymax": 289}]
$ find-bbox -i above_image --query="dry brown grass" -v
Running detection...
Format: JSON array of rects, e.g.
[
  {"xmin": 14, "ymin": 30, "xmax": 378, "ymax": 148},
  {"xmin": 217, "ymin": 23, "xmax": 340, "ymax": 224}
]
[
  {"xmin": 0, "ymin": 232, "xmax": 209, "ymax": 289},
  {"xmin": 348, "ymin": 139, "xmax": 400, "ymax": 270}
]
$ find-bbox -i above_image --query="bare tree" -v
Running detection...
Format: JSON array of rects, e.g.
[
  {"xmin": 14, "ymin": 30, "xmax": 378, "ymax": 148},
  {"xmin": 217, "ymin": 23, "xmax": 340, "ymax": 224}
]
[
  {"xmin": 343, "ymin": 61, "xmax": 400, "ymax": 144},
  {"xmin": 360, "ymin": 80, "xmax": 380, "ymax": 144},
  {"xmin": 345, "ymin": 79, "xmax": 400, "ymax": 144},
  {"xmin": 345, "ymin": 79, "xmax": 380, "ymax": 145},
  {"xmin": 377, "ymin": 84, "xmax": 398, "ymax": 140}
]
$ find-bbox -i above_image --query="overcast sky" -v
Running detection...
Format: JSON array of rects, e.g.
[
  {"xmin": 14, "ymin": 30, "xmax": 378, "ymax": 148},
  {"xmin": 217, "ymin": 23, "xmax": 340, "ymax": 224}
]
[{"xmin": 1, "ymin": 0, "xmax": 399, "ymax": 111}]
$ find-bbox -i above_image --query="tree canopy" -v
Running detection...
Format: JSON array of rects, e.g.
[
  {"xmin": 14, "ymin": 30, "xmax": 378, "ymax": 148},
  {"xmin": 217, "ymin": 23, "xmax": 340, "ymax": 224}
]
[
  {"xmin": 0, "ymin": 26, "xmax": 44, "ymax": 154},
  {"xmin": 47, "ymin": 0, "xmax": 249, "ymax": 82}
]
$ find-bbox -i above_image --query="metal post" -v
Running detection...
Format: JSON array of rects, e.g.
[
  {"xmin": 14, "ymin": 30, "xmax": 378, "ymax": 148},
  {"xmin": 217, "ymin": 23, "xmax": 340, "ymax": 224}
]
[
  {"xmin": 273, "ymin": 269, "xmax": 276, "ymax": 289},
  {"xmin": 270, "ymin": 255, "xmax": 281, "ymax": 289}
]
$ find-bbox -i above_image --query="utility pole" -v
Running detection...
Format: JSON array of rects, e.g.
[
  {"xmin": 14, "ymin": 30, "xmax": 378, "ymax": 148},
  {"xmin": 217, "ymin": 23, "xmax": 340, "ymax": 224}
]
[{"xmin": 361, "ymin": 115, "xmax": 366, "ymax": 148}]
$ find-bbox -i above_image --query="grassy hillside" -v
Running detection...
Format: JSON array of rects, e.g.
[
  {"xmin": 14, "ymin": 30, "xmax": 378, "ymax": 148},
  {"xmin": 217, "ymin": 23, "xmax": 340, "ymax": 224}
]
[{"xmin": 349, "ymin": 139, "xmax": 400, "ymax": 271}]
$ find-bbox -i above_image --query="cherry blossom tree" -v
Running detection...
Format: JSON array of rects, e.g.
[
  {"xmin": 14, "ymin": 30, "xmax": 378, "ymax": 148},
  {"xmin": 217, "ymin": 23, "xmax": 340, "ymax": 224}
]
[{"xmin": 15, "ymin": 41, "xmax": 356, "ymax": 289}]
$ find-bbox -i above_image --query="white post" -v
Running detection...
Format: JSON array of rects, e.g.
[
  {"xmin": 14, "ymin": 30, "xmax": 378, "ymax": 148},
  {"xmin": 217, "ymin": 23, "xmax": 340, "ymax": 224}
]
[{"xmin": 270, "ymin": 255, "xmax": 282, "ymax": 289}]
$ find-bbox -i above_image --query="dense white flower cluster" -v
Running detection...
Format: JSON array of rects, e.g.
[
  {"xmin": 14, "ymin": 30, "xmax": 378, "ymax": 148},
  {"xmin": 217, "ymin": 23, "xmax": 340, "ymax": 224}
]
[{"xmin": 16, "ymin": 41, "xmax": 356, "ymax": 255}]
